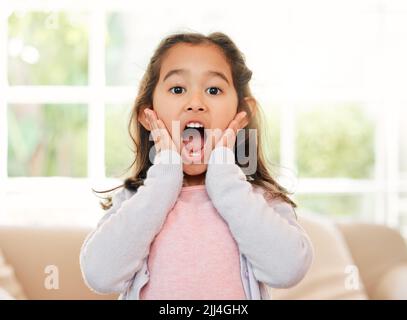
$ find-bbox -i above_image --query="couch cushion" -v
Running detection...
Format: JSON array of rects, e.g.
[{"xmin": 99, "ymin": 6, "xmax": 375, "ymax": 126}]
[
  {"xmin": 0, "ymin": 226, "xmax": 118, "ymax": 300},
  {"xmin": 336, "ymin": 222, "xmax": 407, "ymax": 298},
  {"xmin": 370, "ymin": 264, "xmax": 407, "ymax": 300},
  {"xmin": 0, "ymin": 248, "xmax": 27, "ymax": 300},
  {"xmin": 0, "ymin": 287, "xmax": 15, "ymax": 300},
  {"xmin": 269, "ymin": 212, "xmax": 368, "ymax": 299}
]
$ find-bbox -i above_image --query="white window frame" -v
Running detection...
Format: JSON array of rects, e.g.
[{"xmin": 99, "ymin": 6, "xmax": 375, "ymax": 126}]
[{"xmin": 0, "ymin": 0, "xmax": 406, "ymax": 233}]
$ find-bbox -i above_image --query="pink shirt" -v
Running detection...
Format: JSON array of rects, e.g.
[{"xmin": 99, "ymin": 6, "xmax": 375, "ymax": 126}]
[{"xmin": 140, "ymin": 185, "xmax": 246, "ymax": 300}]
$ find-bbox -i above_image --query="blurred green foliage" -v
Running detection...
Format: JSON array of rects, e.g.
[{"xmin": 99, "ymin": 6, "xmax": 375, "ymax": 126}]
[
  {"xmin": 105, "ymin": 13, "xmax": 125, "ymax": 86},
  {"xmin": 8, "ymin": 104, "xmax": 88, "ymax": 177},
  {"xmin": 8, "ymin": 11, "xmax": 88, "ymax": 85},
  {"xmin": 262, "ymin": 105, "xmax": 281, "ymax": 165},
  {"xmin": 294, "ymin": 193, "xmax": 373, "ymax": 218},
  {"xmin": 105, "ymin": 104, "xmax": 134, "ymax": 178},
  {"xmin": 296, "ymin": 103, "xmax": 375, "ymax": 179}
]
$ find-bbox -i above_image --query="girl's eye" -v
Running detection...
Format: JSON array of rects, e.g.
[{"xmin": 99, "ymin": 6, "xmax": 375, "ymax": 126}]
[
  {"xmin": 206, "ymin": 87, "xmax": 222, "ymax": 95},
  {"xmin": 169, "ymin": 86, "xmax": 185, "ymax": 94},
  {"xmin": 169, "ymin": 86, "xmax": 222, "ymax": 95}
]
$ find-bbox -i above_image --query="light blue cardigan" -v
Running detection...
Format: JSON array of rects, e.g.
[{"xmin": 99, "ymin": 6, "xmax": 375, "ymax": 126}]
[{"xmin": 80, "ymin": 147, "xmax": 314, "ymax": 299}]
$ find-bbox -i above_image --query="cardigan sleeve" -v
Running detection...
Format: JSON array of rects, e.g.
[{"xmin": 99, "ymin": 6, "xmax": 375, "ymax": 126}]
[
  {"xmin": 80, "ymin": 149, "xmax": 184, "ymax": 294},
  {"xmin": 205, "ymin": 146, "xmax": 314, "ymax": 288}
]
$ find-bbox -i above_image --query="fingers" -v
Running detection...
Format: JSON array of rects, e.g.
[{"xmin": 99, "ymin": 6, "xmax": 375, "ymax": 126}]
[
  {"xmin": 212, "ymin": 111, "xmax": 248, "ymax": 151},
  {"xmin": 230, "ymin": 111, "xmax": 248, "ymax": 133},
  {"xmin": 144, "ymin": 109, "xmax": 161, "ymax": 145},
  {"xmin": 223, "ymin": 111, "xmax": 248, "ymax": 141},
  {"xmin": 239, "ymin": 111, "xmax": 249, "ymax": 128},
  {"xmin": 144, "ymin": 109, "xmax": 160, "ymax": 131},
  {"xmin": 144, "ymin": 108, "xmax": 178, "ymax": 154}
]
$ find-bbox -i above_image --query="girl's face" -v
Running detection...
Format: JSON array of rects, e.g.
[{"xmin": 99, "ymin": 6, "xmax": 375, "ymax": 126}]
[{"xmin": 150, "ymin": 43, "xmax": 239, "ymax": 176}]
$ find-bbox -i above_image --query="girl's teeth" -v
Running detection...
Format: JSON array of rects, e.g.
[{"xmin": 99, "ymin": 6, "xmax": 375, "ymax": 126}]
[{"xmin": 186, "ymin": 123, "xmax": 203, "ymax": 128}]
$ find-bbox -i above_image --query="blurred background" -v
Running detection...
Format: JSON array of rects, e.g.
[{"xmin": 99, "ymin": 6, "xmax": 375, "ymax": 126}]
[
  {"xmin": 0, "ymin": 0, "xmax": 407, "ymax": 235},
  {"xmin": 2, "ymin": 0, "xmax": 407, "ymax": 301}
]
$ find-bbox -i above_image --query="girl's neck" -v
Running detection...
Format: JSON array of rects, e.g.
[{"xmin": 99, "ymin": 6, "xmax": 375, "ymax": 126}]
[{"xmin": 182, "ymin": 172, "xmax": 206, "ymax": 187}]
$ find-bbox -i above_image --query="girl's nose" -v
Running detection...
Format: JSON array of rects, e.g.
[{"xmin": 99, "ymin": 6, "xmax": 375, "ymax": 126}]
[
  {"xmin": 184, "ymin": 91, "xmax": 207, "ymax": 112},
  {"xmin": 185, "ymin": 104, "xmax": 206, "ymax": 112}
]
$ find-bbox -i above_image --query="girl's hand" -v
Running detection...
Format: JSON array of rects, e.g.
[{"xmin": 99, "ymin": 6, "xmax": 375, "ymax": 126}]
[
  {"xmin": 212, "ymin": 111, "xmax": 249, "ymax": 151},
  {"xmin": 144, "ymin": 108, "xmax": 180, "ymax": 155}
]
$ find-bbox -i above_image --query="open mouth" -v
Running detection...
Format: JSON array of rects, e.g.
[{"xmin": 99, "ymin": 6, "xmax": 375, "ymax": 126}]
[{"xmin": 181, "ymin": 122, "xmax": 208, "ymax": 162}]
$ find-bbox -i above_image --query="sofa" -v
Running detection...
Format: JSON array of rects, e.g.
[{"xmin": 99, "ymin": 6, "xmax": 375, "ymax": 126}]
[{"xmin": 1, "ymin": 212, "xmax": 407, "ymax": 300}]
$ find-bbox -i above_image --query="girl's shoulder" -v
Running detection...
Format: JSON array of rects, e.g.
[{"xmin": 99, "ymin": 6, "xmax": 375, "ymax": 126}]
[
  {"xmin": 122, "ymin": 187, "xmax": 137, "ymax": 199},
  {"xmin": 113, "ymin": 186, "xmax": 137, "ymax": 203},
  {"xmin": 104, "ymin": 187, "xmax": 137, "ymax": 212},
  {"xmin": 251, "ymin": 184, "xmax": 296, "ymax": 217},
  {"xmin": 97, "ymin": 187, "xmax": 137, "ymax": 226}
]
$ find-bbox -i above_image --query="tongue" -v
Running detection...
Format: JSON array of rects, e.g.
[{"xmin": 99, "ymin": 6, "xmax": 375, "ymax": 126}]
[{"xmin": 182, "ymin": 129, "xmax": 204, "ymax": 152}]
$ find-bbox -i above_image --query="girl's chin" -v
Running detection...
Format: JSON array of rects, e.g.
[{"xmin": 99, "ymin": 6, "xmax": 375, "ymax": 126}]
[{"xmin": 182, "ymin": 163, "xmax": 208, "ymax": 175}]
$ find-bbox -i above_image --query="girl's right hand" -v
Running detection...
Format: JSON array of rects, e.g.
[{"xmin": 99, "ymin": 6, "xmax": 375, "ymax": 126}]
[{"xmin": 144, "ymin": 108, "xmax": 181, "ymax": 156}]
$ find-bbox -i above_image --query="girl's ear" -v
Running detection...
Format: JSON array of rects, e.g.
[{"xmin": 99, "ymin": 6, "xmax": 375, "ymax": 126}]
[
  {"xmin": 138, "ymin": 106, "xmax": 152, "ymax": 131},
  {"xmin": 243, "ymin": 97, "xmax": 257, "ymax": 119}
]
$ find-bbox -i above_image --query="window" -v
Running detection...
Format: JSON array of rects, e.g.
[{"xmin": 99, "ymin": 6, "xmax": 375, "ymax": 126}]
[
  {"xmin": 1, "ymin": 0, "xmax": 407, "ymax": 232},
  {"xmin": 105, "ymin": 103, "xmax": 133, "ymax": 178},
  {"xmin": 8, "ymin": 103, "xmax": 88, "ymax": 177},
  {"xmin": 8, "ymin": 11, "xmax": 88, "ymax": 85},
  {"xmin": 296, "ymin": 103, "xmax": 375, "ymax": 180}
]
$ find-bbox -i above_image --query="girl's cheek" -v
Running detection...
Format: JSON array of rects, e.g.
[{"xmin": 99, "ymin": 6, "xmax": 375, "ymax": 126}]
[{"xmin": 165, "ymin": 117, "xmax": 178, "ymax": 131}]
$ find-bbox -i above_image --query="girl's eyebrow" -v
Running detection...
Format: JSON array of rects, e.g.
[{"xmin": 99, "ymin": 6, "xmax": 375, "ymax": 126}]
[{"xmin": 163, "ymin": 68, "xmax": 230, "ymax": 86}]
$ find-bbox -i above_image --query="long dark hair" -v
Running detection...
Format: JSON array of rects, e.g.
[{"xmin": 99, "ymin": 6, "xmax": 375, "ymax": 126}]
[{"xmin": 93, "ymin": 31, "xmax": 297, "ymax": 211}]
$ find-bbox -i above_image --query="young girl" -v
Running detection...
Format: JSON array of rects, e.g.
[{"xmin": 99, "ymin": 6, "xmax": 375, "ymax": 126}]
[{"xmin": 80, "ymin": 32, "xmax": 314, "ymax": 300}]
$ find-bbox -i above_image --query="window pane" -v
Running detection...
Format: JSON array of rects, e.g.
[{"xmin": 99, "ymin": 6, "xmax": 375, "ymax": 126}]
[
  {"xmin": 400, "ymin": 193, "xmax": 407, "ymax": 237},
  {"xmin": 7, "ymin": 104, "xmax": 88, "ymax": 177},
  {"xmin": 105, "ymin": 104, "xmax": 134, "ymax": 178},
  {"xmin": 108, "ymin": 10, "xmax": 205, "ymax": 86},
  {"xmin": 400, "ymin": 107, "xmax": 407, "ymax": 180},
  {"xmin": 296, "ymin": 103, "xmax": 375, "ymax": 179},
  {"xmin": 106, "ymin": 12, "xmax": 146, "ymax": 86},
  {"xmin": 263, "ymin": 103, "xmax": 280, "ymax": 166},
  {"xmin": 295, "ymin": 193, "xmax": 375, "ymax": 221},
  {"xmin": 8, "ymin": 12, "xmax": 88, "ymax": 85}
]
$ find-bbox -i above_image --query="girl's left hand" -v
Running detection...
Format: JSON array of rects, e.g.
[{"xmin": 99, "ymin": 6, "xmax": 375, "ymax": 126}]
[{"xmin": 213, "ymin": 111, "xmax": 249, "ymax": 150}]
